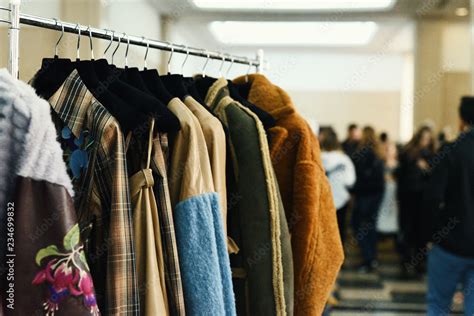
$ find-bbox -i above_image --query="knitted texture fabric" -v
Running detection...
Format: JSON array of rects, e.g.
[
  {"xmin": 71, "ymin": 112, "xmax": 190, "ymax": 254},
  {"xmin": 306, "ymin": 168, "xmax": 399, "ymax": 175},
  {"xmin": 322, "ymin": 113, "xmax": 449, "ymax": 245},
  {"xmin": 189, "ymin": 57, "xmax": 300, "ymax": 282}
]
[{"xmin": 174, "ymin": 192, "xmax": 235, "ymax": 316}]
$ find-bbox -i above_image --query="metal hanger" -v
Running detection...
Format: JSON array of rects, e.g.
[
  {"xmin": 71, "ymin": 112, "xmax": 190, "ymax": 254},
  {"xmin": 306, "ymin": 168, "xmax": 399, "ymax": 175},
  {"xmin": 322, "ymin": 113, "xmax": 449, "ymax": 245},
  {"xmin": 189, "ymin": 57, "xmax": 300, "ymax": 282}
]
[
  {"xmin": 103, "ymin": 30, "xmax": 114, "ymax": 58},
  {"xmin": 202, "ymin": 50, "xmax": 210, "ymax": 78},
  {"xmin": 142, "ymin": 37, "xmax": 150, "ymax": 70},
  {"xmin": 167, "ymin": 44, "xmax": 174, "ymax": 74},
  {"xmin": 218, "ymin": 53, "xmax": 226, "ymax": 77},
  {"xmin": 86, "ymin": 26, "xmax": 94, "ymax": 60},
  {"xmin": 53, "ymin": 19, "xmax": 64, "ymax": 57},
  {"xmin": 245, "ymin": 58, "xmax": 253, "ymax": 83},
  {"xmin": 226, "ymin": 56, "xmax": 234, "ymax": 78},
  {"xmin": 124, "ymin": 34, "xmax": 130, "ymax": 68},
  {"xmin": 75, "ymin": 23, "xmax": 81, "ymax": 60},
  {"xmin": 181, "ymin": 45, "xmax": 190, "ymax": 75},
  {"xmin": 112, "ymin": 32, "xmax": 125, "ymax": 64}
]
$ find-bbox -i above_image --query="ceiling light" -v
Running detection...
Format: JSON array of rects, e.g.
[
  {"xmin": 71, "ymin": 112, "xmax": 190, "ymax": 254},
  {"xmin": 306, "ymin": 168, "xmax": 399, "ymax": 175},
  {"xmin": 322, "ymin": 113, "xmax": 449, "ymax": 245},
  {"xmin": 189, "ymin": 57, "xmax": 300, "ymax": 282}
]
[
  {"xmin": 209, "ymin": 21, "xmax": 379, "ymax": 46},
  {"xmin": 455, "ymin": 7, "xmax": 469, "ymax": 17},
  {"xmin": 192, "ymin": 0, "xmax": 396, "ymax": 11}
]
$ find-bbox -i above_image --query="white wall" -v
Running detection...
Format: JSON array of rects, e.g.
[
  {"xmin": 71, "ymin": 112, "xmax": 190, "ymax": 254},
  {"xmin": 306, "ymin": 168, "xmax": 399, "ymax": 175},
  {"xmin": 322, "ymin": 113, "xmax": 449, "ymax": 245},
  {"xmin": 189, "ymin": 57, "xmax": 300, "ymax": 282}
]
[
  {"xmin": 100, "ymin": 0, "xmax": 162, "ymax": 68},
  {"xmin": 441, "ymin": 21, "xmax": 470, "ymax": 72},
  {"xmin": 166, "ymin": 20, "xmax": 411, "ymax": 141}
]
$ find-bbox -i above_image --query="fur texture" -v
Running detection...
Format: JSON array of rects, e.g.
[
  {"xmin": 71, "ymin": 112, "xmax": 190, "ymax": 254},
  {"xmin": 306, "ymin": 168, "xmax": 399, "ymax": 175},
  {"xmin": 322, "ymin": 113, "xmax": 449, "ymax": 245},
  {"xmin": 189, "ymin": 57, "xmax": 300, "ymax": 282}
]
[
  {"xmin": 234, "ymin": 74, "xmax": 344, "ymax": 316},
  {"xmin": 174, "ymin": 192, "xmax": 235, "ymax": 316},
  {"xmin": 0, "ymin": 69, "xmax": 73, "ymax": 198},
  {"xmin": 0, "ymin": 69, "xmax": 31, "ymax": 210}
]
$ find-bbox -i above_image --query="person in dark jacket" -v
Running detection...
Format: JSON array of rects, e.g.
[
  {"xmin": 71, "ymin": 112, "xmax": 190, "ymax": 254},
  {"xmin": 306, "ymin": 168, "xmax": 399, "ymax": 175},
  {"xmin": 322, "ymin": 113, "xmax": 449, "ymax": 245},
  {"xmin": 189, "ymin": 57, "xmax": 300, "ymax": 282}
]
[
  {"xmin": 397, "ymin": 125, "xmax": 435, "ymax": 277},
  {"xmin": 342, "ymin": 123, "xmax": 361, "ymax": 159},
  {"xmin": 423, "ymin": 97, "xmax": 474, "ymax": 315},
  {"xmin": 351, "ymin": 126, "xmax": 385, "ymax": 272}
]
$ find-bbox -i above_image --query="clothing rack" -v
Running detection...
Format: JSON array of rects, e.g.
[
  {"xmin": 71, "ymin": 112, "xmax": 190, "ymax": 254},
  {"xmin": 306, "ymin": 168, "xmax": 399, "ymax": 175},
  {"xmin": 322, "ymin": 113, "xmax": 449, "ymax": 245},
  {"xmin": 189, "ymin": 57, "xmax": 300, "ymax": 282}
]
[{"xmin": 1, "ymin": 0, "xmax": 265, "ymax": 78}]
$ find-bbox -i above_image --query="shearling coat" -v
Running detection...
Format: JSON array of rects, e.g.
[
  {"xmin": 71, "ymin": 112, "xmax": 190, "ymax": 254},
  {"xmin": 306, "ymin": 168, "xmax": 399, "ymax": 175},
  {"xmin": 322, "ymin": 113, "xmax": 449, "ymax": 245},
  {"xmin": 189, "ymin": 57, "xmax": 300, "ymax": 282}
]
[
  {"xmin": 234, "ymin": 74, "xmax": 344, "ymax": 316},
  {"xmin": 206, "ymin": 78, "xmax": 293, "ymax": 316}
]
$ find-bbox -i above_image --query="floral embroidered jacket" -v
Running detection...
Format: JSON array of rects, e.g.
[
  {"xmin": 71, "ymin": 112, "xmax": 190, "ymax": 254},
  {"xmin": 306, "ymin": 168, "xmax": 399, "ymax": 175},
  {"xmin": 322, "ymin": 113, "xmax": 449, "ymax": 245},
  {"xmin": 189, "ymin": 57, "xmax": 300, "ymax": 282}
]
[{"xmin": 0, "ymin": 69, "xmax": 100, "ymax": 316}]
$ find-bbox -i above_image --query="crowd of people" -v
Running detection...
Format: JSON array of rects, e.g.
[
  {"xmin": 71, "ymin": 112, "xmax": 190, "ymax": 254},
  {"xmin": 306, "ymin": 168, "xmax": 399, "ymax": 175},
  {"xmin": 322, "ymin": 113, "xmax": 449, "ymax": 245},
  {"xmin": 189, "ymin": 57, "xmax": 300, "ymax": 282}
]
[{"xmin": 318, "ymin": 97, "xmax": 474, "ymax": 315}]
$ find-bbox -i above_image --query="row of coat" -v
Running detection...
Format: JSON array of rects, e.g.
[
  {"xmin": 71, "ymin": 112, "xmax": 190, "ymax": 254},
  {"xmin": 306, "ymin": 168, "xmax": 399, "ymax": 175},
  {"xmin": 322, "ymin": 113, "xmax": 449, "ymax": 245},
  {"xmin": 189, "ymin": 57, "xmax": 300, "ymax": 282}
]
[{"xmin": 0, "ymin": 58, "xmax": 343, "ymax": 316}]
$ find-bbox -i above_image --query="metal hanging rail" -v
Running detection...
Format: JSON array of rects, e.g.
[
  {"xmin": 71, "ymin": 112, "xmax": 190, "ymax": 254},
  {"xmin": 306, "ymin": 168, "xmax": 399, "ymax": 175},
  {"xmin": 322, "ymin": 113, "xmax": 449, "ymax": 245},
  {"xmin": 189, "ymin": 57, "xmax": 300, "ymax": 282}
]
[{"xmin": 1, "ymin": 0, "xmax": 263, "ymax": 78}]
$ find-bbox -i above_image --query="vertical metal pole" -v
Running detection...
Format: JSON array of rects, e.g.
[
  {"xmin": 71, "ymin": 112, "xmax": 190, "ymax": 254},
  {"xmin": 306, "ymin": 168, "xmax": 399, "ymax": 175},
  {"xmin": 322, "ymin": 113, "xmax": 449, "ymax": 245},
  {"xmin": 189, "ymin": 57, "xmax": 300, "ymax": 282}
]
[
  {"xmin": 8, "ymin": 0, "xmax": 20, "ymax": 78},
  {"xmin": 256, "ymin": 48, "xmax": 264, "ymax": 74}
]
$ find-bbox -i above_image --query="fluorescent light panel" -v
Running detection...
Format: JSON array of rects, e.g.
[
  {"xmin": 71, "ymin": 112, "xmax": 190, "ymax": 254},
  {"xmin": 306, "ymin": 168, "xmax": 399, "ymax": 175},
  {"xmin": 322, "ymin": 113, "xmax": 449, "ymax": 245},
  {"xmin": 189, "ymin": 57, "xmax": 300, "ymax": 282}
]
[
  {"xmin": 209, "ymin": 21, "xmax": 379, "ymax": 46},
  {"xmin": 193, "ymin": 0, "xmax": 396, "ymax": 11}
]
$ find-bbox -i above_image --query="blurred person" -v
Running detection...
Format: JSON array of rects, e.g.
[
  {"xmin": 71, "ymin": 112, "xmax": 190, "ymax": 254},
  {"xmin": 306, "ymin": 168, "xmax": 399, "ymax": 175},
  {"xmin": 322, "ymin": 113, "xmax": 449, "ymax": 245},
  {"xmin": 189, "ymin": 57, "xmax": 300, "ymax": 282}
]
[
  {"xmin": 320, "ymin": 127, "xmax": 356, "ymax": 246},
  {"xmin": 397, "ymin": 125, "xmax": 435, "ymax": 277},
  {"xmin": 351, "ymin": 126, "xmax": 385, "ymax": 272},
  {"xmin": 376, "ymin": 141, "xmax": 399, "ymax": 235},
  {"xmin": 437, "ymin": 126, "xmax": 456, "ymax": 150},
  {"xmin": 423, "ymin": 97, "xmax": 474, "ymax": 315},
  {"xmin": 318, "ymin": 125, "xmax": 332, "ymax": 144},
  {"xmin": 379, "ymin": 132, "xmax": 389, "ymax": 144},
  {"xmin": 342, "ymin": 123, "xmax": 361, "ymax": 159}
]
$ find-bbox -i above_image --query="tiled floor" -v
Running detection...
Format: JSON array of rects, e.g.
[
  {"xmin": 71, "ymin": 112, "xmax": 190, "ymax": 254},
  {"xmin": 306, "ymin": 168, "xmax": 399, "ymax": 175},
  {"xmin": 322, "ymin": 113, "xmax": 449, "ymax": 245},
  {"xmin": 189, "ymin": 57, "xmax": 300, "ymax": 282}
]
[{"xmin": 327, "ymin": 237, "xmax": 465, "ymax": 315}]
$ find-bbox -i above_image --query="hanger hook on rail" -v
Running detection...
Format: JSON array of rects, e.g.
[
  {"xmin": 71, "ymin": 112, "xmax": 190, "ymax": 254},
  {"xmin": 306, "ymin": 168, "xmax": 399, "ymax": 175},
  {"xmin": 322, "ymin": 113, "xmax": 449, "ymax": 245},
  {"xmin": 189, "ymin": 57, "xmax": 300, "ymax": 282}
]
[
  {"xmin": 75, "ymin": 23, "xmax": 81, "ymax": 61},
  {"xmin": 226, "ymin": 56, "xmax": 234, "ymax": 78},
  {"xmin": 181, "ymin": 45, "xmax": 190, "ymax": 75},
  {"xmin": 53, "ymin": 18, "xmax": 64, "ymax": 57},
  {"xmin": 218, "ymin": 53, "xmax": 226, "ymax": 78},
  {"xmin": 103, "ymin": 29, "xmax": 114, "ymax": 58},
  {"xmin": 167, "ymin": 44, "xmax": 174, "ymax": 74},
  {"xmin": 86, "ymin": 25, "xmax": 94, "ymax": 60},
  {"xmin": 125, "ymin": 33, "xmax": 130, "ymax": 68},
  {"xmin": 245, "ymin": 58, "xmax": 253, "ymax": 83},
  {"xmin": 142, "ymin": 37, "xmax": 150, "ymax": 70},
  {"xmin": 112, "ymin": 32, "xmax": 125, "ymax": 65},
  {"xmin": 202, "ymin": 50, "xmax": 210, "ymax": 78}
]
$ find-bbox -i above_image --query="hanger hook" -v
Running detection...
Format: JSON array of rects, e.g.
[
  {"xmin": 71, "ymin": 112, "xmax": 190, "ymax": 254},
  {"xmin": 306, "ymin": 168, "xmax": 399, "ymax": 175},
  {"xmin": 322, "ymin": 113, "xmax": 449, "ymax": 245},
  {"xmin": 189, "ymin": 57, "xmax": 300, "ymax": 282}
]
[
  {"xmin": 167, "ymin": 44, "xmax": 174, "ymax": 74},
  {"xmin": 125, "ymin": 33, "xmax": 130, "ymax": 68},
  {"xmin": 103, "ymin": 29, "xmax": 114, "ymax": 57},
  {"xmin": 53, "ymin": 19, "xmax": 64, "ymax": 57},
  {"xmin": 86, "ymin": 25, "xmax": 94, "ymax": 60},
  {"xmin": 245, "ymin": 58, "xmax": 253, "ymax": 83},
  {"xmin": 75, "ymin": 23, "xmax": 81, "ymax": 61},
  {"xmin": 112, "ymin": 32, "xmax": 124, "ymax": 64},
  {"xmin": 142, "ymin": 37, "xmax": 150, "ymax": 70},
  {"xmin": 202, "ymin": 50, "xmax": 210, "ymax": 78},
  {"xmin": 218, "ymin": 53, "xmax": 226, "ymax": 77},
  {"xmin": 226, "ymin": 56, "xmax": 234, "ymax": 77},
  {"xmin": 181, "ymin": 45, "xmax": 189, "ymax": 75}
]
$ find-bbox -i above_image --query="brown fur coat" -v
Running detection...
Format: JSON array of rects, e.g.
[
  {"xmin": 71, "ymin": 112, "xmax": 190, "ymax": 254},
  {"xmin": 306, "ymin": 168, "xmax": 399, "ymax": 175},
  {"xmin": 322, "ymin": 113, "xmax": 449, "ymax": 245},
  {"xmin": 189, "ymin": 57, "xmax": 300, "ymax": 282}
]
[{"xmin": 234, "ymin": 74, "xmax": 344, "ymax": 316}]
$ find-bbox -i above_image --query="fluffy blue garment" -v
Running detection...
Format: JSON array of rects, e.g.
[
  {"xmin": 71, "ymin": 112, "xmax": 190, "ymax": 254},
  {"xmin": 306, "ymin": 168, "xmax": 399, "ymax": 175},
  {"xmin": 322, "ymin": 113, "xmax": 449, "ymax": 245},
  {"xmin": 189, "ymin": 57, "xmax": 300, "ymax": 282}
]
[{"xmin": 174, "ymin": 192, "xmax": 236, "ymax": 316}]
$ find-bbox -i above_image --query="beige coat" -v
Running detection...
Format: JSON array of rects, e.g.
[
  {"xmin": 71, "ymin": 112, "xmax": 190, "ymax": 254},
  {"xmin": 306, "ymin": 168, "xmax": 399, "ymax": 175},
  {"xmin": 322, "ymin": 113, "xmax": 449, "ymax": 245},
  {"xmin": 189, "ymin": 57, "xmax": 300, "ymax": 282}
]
[
  {"xmin": 183, "ymin": 96, "xmax": 228, "ymax": 235},
  {"xmin": 129, "ymin": 118, "xmax": 169, "ymax": 316}
]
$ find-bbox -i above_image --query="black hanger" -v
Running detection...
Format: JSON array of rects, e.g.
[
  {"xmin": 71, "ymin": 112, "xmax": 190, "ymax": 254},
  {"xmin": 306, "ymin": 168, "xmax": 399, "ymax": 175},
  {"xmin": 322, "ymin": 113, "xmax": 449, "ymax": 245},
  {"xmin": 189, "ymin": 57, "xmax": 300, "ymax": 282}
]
[
  {"xmin": 117, "ymin": 34, "xmax": 151, "ymax": 93},
  {"xmin": 160, "ymin": 45, "xmax": 191, "ymax": 99},
  {"xmin": 136, "ymin": 38, "xmax": 174, "ymax": 104},
  {"xmin": 141, "ymin": 69, "xmax": 174, "ymax": 104},
  {"xmin": 103, "ymin": 34, "xmax": 180, "ymax": 133},
  {"xmin": 32, "ymin": 20, "xmax": 75, "ymax": 99}
]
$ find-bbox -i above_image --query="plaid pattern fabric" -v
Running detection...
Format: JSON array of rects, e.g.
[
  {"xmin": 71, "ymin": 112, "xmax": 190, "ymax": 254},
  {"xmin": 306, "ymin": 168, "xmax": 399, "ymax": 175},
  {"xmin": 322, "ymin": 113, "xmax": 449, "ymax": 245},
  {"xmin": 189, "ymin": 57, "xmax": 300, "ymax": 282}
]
[
  {"xmin": 47, "ymin": 70, "xmax": 140, "ymax": 315},
  {"xmin": 150, "ymin": 133, "xmax": 186, "ymax": 316}
]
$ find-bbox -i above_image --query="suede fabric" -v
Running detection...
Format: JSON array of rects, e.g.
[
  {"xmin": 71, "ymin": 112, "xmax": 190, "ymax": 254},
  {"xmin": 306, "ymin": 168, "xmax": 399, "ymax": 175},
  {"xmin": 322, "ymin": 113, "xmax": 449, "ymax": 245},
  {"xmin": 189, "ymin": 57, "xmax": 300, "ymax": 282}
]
[{"xmin": 234, "ymin": 74, "xmax": 344, "ymax": 316}]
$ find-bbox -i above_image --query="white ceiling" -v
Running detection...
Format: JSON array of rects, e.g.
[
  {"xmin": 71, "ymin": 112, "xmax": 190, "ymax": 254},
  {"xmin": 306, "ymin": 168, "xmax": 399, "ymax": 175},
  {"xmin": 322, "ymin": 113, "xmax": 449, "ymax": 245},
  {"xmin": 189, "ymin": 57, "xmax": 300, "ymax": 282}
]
[
  {"xmin": 147, "ymin": 0, "xmax": 468, "ymax": 53},
  {"xmin": 150, "ymin": 0, "xmax": 470, "ymax": 19}
]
